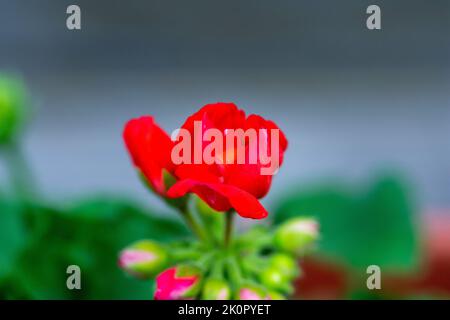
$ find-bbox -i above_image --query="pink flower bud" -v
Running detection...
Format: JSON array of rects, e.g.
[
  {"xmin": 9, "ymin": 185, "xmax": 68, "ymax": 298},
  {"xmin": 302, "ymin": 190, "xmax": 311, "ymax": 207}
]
[
  {"xmin": 119, "ymin": 240, "xmax": 168, "ymax": 279},
  {"xmin": 154, "ymin": 265, "xmax": 202, "ymax": 300},
  {"xmin": 237, "ymin": 284, "xmax": 269, "ymax": 300}
]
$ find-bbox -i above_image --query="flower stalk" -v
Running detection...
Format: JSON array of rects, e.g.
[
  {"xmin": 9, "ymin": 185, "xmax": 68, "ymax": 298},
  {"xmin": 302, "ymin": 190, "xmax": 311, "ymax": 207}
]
[
  {"xmin": 180, "ymin": 205, "xmax": 208, "ymax": 243},
  {"xmin": 224, "ymin": 210, "xmax": 234, "ymax": 248}
]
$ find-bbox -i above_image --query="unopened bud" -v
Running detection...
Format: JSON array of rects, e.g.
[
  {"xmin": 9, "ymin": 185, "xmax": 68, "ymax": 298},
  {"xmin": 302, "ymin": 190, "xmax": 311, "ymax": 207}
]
[
  {"xmin": 259, "ymin": 266, "xmax": 292, "ymax": 293},
  {"xmin": 201, "ymin": 278, "xmax": 231, "ymax": 300},
  {"xmin": 119, "ymin": 240, "xmax": 168, "ymax": 279},
  {"xmin": 269, "ymin": 253, "xmax": 300, "ymax": 279},
  {"xmin": 236, "ymin": 284, "xmax": 268, "ymax": 300},
  {"xmin": 274, "ymin": 217, "xmax": 319, "ymax": 255},
  {"xmin": 154, "ymin": 265, "xmax": 203, "ymax": 300}
]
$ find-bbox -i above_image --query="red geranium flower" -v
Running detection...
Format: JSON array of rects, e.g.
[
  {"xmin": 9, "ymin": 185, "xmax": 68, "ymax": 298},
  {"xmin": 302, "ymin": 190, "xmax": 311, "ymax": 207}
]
[
  {"xmin": 123, "ymin": 103, "xmax": 288, "ymax": 219},
  {"xmin": 167, "ymin": 103, "xmax": 287, "ymax": 219}
]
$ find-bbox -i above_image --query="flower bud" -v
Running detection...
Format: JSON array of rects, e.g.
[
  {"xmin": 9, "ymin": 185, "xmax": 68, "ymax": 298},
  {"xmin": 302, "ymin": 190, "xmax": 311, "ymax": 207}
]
[
  {"xmin": 154, "ymin": 265, "xmax": 203, "ymax": 300},
  {"xmin": 236, "ymin": 284, "xmax": 268, "ymax": 300},
  {"xmin": 274, "ymin": 217, "xmax": 319, "ymax": 255},
  {"xmin": 0, "ymin": 76, "xmax": 28, "ymax": 145},
  {"xmin": 269, "ymin": 253, "xmax": 300, "ymax": 279},
  {"xmin": 201, "ymin": 278, "xmax": 231, "ymax": 300},
  {"xmin": 119, "ymin": 240, "xmax": 168, "ymax": 279},
  {"xmin": 259, "ymin": 265, "xmax": 292, "ymax": 293}
]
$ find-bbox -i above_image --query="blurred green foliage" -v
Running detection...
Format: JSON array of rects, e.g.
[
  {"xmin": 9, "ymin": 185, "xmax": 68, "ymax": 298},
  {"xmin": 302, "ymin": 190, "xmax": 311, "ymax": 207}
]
[
  {"xmin": 0, "ymin": 73, "xmax": 193, "ymax": 299},
  {"xmin": 0, "ymin": 197, "xmax": 188, "ymax": 299},
  {"xmin": 273, "ymin": 175, "xmax": 419, "ymax": 274}
]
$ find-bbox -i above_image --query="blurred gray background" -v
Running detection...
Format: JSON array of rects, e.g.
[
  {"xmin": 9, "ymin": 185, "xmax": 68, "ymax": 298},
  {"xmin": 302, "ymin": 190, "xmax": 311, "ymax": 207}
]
[{"xmin": 0, "ymin": 0, "xmax": 449, "ymax": 211}]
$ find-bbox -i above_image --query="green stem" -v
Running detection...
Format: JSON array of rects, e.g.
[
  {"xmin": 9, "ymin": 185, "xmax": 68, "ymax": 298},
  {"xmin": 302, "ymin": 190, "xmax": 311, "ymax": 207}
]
[
  {"xmin": 211, "ymin": 256, "xmax": 225, "ymax": 279},
  {"xmin": 226, "ymin": 256, "xmax": 243, "ymax": 287},
  {"xmin": 197, "ymin": 251, "xmax": 216, "ymax": 269},
  {"xmin": 180, "ymin": 207, "xmax": 208, "ymax": 243},
  {"xmin": 192, "ymin": 198, "xmax": 217, "ymax": 246},
  {"xmin": 224, "ymin": 210, "xmax": 234, "ymax": 248}
]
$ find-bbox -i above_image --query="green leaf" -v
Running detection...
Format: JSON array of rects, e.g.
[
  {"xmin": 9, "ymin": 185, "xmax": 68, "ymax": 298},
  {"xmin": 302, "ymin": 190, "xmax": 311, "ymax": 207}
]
[
  {"xmin": 1, "ymin": 197, "xmax": 189, "ymax": 299},
  {"xmin": 273, "ymin": 175, "xmax": 419, "ymax": 273}
]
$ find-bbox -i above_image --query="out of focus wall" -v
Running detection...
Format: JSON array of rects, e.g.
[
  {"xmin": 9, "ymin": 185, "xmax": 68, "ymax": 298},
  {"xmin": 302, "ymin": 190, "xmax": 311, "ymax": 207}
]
[{"xmin": 0, "ymin": 0, "xmax": 449, "ymax": 209}]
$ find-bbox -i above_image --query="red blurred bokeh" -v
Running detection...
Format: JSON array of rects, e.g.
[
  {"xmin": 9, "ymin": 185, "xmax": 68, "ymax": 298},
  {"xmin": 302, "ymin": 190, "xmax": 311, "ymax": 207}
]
[{"xmin": 295, "ymin": 212, "xmax": 450, "ymax": 299}]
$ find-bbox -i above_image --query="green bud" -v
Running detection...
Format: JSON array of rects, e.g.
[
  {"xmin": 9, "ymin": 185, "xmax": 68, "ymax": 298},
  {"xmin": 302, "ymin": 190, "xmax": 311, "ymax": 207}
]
[
  {"xmin": 274, "ymin": 217, "xmax": 319, "ymax": 256},
  {"xmin": 201, "ymin": 278, "xmax": 231, "ymax": 300},
  {"xmin": 259, "ymin": 265, "xmax": 292, "ymax": 293},
  {"xmin": 0, "ymin": 75, "xmax": 28, "ymax": 145},
  {"xmin": 269, "ymin": 253, "xmax": 300, "ymax": 279},
  {"xmin": 119, "ymin": 240, "xmax": 168, "ymax": 279}
]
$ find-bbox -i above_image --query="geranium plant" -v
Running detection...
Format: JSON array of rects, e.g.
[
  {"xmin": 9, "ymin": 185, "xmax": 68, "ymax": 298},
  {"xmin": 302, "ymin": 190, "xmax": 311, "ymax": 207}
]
[{"xmin": 119, "ymin": 103, "xmax": 319, "ymax": 300}]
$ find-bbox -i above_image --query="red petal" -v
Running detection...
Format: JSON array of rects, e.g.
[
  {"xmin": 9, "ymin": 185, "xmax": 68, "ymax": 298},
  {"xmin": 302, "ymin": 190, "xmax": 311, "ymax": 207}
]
[
  {"xmin": 224, "ymin": 162, "xmax": 273, "ymax": 198},
  {"xmin": 167, "ymin": 179, "xmax": 268, "ymax": 219},
  {"xmin": 123, "ymin": 116, "xmax": 174, "ymax": 194},
  {"xmin": 174, "ymin": 163, "xmax": 222, "ymax": 184},
  {"xmin": 181, "ymin": 102, "xmax": 246, "ymax": 135},
  {"xmin": 246, "ymin": 114, "xmax": 288, "ymax": 164}
]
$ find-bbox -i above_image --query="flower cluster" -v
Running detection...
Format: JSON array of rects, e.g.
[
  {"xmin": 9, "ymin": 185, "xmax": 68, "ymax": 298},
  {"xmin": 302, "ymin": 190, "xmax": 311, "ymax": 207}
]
[{"xmin": 119, "ymin": 103, "xmax": 319, "ymax": 299}]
